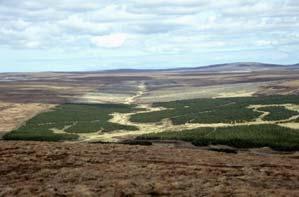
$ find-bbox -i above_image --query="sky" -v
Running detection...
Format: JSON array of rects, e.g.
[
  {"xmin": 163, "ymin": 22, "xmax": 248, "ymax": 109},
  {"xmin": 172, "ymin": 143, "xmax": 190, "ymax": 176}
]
[{"xmin": 0, "ymin": 0, "xmax": 299, "ymax": 72}]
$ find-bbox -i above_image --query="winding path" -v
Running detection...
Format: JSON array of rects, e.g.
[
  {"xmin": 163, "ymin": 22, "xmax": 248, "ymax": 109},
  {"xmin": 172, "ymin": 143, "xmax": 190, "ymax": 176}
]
[{"xmin": 124, "ymin": 82, "xmax": 146, "ymax": 104}]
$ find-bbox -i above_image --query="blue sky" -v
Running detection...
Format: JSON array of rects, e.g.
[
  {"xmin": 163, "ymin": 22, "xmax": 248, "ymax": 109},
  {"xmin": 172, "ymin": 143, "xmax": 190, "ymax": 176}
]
[{"xmin": 0, "ymin": 0, "xmax": 299, "ymax": 72}]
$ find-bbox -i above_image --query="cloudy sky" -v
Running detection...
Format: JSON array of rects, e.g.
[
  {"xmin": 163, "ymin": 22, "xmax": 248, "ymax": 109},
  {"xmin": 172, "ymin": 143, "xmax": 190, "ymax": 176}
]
[{"xmin": 0, "ymin": 0, "xmax": 299, "ymax": 72}]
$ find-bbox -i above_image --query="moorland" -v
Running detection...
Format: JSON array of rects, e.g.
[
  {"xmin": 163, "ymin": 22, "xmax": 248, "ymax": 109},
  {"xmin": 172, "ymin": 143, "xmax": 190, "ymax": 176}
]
[{"xmin": 1, "ymin": 62, "xmax": 299, "ymax": 196}]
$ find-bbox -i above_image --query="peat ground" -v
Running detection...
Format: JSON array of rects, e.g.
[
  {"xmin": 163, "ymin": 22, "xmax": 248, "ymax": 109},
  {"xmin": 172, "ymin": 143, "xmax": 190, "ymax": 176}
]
[{"xmin": 0, "ymin": 141, "xmax": 299, "ymax": 196}]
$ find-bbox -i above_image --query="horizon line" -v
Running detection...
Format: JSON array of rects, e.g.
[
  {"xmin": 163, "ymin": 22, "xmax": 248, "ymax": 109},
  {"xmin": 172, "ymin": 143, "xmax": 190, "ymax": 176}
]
[{"xmin": 0, "ymin": 61, "xmax": 298, "ymax": 74}]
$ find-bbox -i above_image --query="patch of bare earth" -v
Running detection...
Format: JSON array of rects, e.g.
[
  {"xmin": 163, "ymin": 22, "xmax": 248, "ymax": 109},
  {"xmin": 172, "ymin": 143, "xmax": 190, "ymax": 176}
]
[
  {"xmin": 0, "ymin": 102, "xmax": 56, "ymax": 137},
  {"xmin": 0, "ymin": 141, "xmax": 298, "ymax": 196}
]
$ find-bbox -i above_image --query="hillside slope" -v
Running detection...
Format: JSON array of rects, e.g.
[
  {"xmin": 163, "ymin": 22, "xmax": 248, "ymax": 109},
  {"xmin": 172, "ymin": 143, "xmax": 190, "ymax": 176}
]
[
  {"xmin": 1, "ymin": 141, "xmax": 299, "ymax": 196},
  {"xmin": 176, "ymin": 62, "xmax": 298, "ymax": 73}
]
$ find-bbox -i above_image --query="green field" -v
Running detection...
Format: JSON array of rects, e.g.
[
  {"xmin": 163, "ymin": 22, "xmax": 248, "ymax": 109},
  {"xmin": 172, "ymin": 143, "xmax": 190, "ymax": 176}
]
[
  {"xmin": 132, "ymin": 95, "xmax": 299, "ymax": 150},
  {"xmin": 3, "ymin": 103, "xmax": 139, "ymax": 141},
  {"xmin": 130, "ymin": 95, "xmax": 299, "ymax": 124},
  {"xmin": 3, "ymin": 95, "xmax": 299, "ymax": 150},
  {"xmin": 137, "ymin": 125, "xmax": 299, "ymax": 151},
  {"xmin": 259, "ymin": 106, "xmax": 298, "ymax": 121}
]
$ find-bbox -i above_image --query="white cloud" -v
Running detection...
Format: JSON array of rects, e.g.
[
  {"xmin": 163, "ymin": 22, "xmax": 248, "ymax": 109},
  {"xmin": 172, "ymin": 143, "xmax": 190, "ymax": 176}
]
[
  {"xmin": 59, "ymin": 15, "xmax": 111, "ymax": 34},
  {"xmin": 90, "ymin": 33, "xmax": 128, "ymax": 48},
  {"xmin": 0, "ymin": 0, "xmax": 298, "ymax": 70},
  {"xmin": 24, "ymin": 41, "xmax": 41, "ymax": 48}
]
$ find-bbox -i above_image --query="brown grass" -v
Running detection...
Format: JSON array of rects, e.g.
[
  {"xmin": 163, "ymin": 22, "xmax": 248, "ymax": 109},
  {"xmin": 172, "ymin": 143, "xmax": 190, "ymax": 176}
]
[{"xmin": 0, "ymin": 102, "xmax": 56, "ymax": 137}]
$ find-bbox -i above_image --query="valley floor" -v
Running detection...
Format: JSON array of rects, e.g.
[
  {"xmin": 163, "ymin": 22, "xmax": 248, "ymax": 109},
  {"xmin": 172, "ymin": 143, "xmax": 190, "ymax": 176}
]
[{"xmin": 1, "ymin": 141, "xmax": 299, "ymax": 196}]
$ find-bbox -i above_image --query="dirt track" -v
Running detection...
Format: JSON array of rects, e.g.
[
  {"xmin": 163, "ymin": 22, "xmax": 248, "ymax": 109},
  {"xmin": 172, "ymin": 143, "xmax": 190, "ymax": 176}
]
[{"xmin": 1, "ymin": 141, "xmax": 299, "ymax": 196}]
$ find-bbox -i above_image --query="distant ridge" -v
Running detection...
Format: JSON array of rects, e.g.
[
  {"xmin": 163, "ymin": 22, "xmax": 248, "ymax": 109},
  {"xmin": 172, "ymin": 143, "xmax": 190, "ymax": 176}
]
[
  {"xmin": 100, "ymin": 62, "xmax": 299, "ymax": 74},
  {"xmin": 183, "ymin": 62, "xmax": 297, "ymax": 73},
  {"xmin": 1, "ymin": 62, "xmax": 297, "ymax": 74}
]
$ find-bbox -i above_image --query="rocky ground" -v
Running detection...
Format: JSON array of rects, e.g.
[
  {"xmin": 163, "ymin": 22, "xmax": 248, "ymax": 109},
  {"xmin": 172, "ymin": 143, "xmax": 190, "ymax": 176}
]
[{"xmin": 1, "ymin": 141, "xmax": 299, "ymax": 196}]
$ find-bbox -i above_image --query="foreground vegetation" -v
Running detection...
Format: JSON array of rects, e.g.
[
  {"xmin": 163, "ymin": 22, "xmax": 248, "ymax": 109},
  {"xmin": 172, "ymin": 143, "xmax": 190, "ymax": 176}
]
[
  {"xmin": 3, "ymin": 103, "xmax": 139, "ymax": 141},
  {"xmin": 130, "ymin": 95, "xmax": 299, "ymax": 124},
  {"xmin": 137, "ymin": 125, "xmax": 299, "ymax": 151}
]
